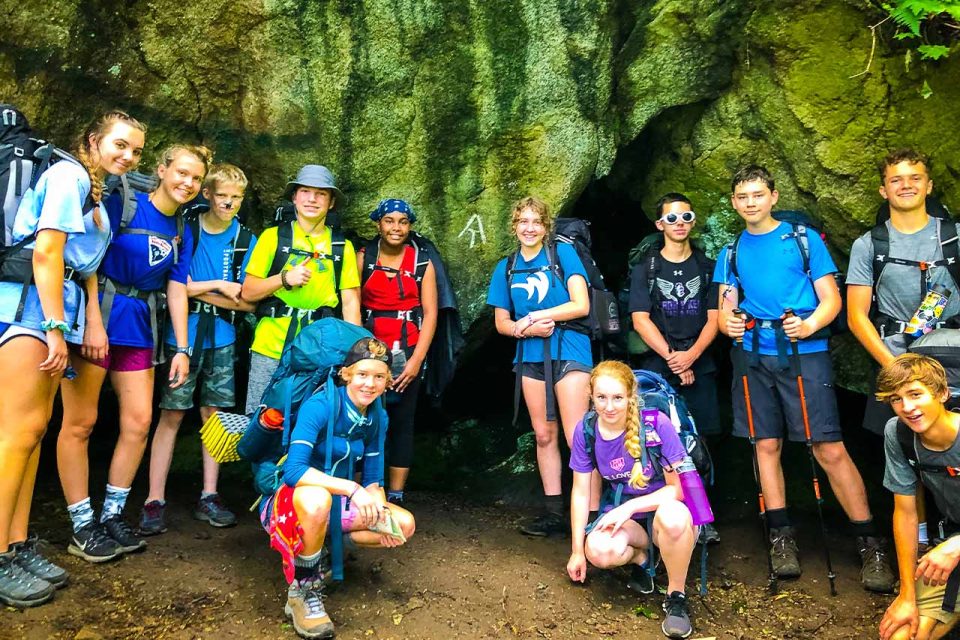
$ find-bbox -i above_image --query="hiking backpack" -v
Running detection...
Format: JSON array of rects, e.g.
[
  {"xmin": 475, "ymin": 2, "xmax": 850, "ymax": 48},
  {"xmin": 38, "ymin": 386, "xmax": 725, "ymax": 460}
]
[
  {"xmin": 236, "ymin": 318, "xmax": 386, "ymax": 581},
  {"xmin": 727, "ymin": 210, "xmax": 847, "ymax": 337}
]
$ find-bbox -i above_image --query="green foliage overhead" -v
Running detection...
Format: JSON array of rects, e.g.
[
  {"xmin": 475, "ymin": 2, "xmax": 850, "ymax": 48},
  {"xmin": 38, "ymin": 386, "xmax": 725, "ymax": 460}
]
[{"xmin": 886, "ymin": 0, "xmax": 960, "ymax": 59}]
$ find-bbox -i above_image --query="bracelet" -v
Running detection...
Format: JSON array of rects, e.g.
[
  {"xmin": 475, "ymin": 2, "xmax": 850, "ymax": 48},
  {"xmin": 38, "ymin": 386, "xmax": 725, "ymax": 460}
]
[
  {"xmin": 175, "ymin": 346, "xmax": 190, "ymax": 355},
  {"xmin": 39, "ymin": 318, "xmax": 70, "ymax": 333},
  {"xmin": 280, "ymin": 269, "xmax": 293, "ymax": 291}
]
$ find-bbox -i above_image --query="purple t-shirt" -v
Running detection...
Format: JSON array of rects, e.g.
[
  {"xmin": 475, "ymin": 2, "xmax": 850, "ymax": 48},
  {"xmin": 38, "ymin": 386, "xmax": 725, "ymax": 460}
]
[{"xmin": 570, "ymin": 409, "xmax": 687, "ymax": 498}]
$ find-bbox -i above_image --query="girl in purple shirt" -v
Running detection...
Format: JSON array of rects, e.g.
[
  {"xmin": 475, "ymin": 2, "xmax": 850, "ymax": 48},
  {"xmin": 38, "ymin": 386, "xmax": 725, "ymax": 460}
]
[{"xmin": 567, "ymin": 360, "xmax": 698, "ymax": 639}]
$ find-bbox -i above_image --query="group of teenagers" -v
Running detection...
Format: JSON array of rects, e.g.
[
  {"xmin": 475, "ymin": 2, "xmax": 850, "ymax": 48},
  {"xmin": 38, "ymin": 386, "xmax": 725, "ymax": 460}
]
[{"xmin": 0, "ymin": 102, "xmax": 956, "ymax": 640}]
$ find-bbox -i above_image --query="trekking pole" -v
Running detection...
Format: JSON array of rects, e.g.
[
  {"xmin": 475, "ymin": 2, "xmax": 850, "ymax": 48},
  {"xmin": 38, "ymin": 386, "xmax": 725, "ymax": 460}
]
[
  {"xmin": 733, "ymin": 308, "xmax": 778, "ymax": 595},
  {"xmin": 783, "ymin": 308, "xmax": 838, "ymax": 596}
]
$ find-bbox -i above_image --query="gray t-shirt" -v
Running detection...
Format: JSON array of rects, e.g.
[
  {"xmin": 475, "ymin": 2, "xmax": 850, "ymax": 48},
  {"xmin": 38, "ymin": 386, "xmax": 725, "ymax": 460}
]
[
  {"xmin": 883, "ymin": 416, "xmax": 960, "ymax": 526},
  {"xmin": 847, "ymin": 217, "xmax": 960, "ymax": 355}
]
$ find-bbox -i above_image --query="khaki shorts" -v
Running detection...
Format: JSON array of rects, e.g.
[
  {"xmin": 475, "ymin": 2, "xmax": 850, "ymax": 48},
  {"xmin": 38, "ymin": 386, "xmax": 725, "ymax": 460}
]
[{"xmin": 915, "ymin": 577, "xmax": 960, "ymax": 627}]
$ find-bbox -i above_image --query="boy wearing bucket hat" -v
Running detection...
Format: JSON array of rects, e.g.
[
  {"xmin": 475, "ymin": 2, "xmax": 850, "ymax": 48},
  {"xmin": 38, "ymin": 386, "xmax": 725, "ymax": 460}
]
[{"xmin": 241, "ymin": 165, "xmax": 362, "ymax": 414}]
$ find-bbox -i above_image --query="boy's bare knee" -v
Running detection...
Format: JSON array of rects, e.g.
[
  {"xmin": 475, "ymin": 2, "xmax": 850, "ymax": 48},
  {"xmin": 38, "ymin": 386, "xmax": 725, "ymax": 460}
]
[{"xmin": 812, "ymin": 441, "xmax": 847, "ymax": 467}]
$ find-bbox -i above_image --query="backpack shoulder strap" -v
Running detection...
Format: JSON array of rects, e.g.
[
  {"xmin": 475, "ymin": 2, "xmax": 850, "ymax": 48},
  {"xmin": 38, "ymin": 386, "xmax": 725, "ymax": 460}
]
[
  {"xmin": 896, "ymin": 420, "xmax": 917, "ymax": 476},
  {"xmin": 232, "ymin": 224, "xmax": 253, "ymax": 282},
  {"xmin": 505, "ymin": 251, "xmax": 519, "ymax": 319},
  {"xmin": 548, "ymin": 241, "xmax": 565, "ymax": 284},
  {"xmin": 937, "ymin": 220, "xmax": 960, "ymax": 292},
  {"xmin": 692, "ymin": 248, "xmax": 714, "ymax": 288},
  {"xmin": 187, "ymin": 217, "xmax": 201, "ymax": 259},
  {"xmin": 410, "ymin": 232, "xmax": 430, "ymax": 283},
  {"xmin": 870, "ymin": 222, "xmax": 890, "ymax": 291},
  {"xmin": 582, "ymin": 411, "xmax": 598, "ymax": 466},
  {"xmin": 360, "ymin": 238, "xmax": 380, "ymax": 289},
  {"xmin": 728, "ymin": 234, "xmax": 742, "ymax": 284},
  {"xmin": 330, "ymin": 227, "xmax": 345, "ymax": 291},
  {"xmin": 787, "ymin": 222, "xmax": 811, "ymax": 275},
  {"xmin": 118, "ymin": 174, "xmax": 138, "ymax": 230},
  {"xmin": 646, "ymin": 251, "xmax": 660, "ymax": 298},
  {"xmin": 268, "ymin": 222, "xmax": 293, "ymax": 278}
]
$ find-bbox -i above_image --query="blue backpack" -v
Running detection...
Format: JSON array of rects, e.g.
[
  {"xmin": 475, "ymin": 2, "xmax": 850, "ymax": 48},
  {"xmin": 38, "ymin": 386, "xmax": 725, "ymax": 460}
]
[{"xmin": 236, "ymin": 318, "xmax": 387, "ymax": 581}]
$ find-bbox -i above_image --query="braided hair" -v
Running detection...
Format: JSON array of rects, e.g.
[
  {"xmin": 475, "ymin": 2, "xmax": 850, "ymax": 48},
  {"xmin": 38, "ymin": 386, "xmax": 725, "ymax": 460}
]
[
  {"xmin": 75, "ymin": 110, "xmax": 146, "ymax": 229},
  {"xmin": 590, "ymin": 360, "xmax": 650, "ymax": 490}
]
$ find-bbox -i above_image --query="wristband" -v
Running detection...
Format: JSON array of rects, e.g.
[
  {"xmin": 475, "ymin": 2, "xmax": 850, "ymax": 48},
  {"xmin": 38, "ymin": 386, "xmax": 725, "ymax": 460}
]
[
  {"xmin": 175, "ymin": 346, "xmax": 190, "ymax": 355},
  {"xmin": 39, "ymin": 318, "xmax": 70, "ymax": 333},
  {"xmin": 280, "ymin": 269, "xmax": 293, "ymax": 291}
]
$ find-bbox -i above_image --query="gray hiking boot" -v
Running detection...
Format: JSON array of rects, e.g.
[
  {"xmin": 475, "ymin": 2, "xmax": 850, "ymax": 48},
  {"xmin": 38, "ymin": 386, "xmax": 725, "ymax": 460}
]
[
  {"xmin": 661, "ymin": 591, "xmax": 693, "ymax": 639},
  {"xmin": 769, "ymin": 526, "xmax": 801, "ymax": 578},
  {"xmin": 285, "ymin": 581, "xmax": 335, "ymax": 639},
  {"xmin": 0, "ymin": 549, "xmax": 54, "ymax": 608},
  {"xmin": 858, "ymin": 536, "xmax": 896, "ymax": 593},
  {"xmin": 11, "ymin": 536, "xmax": 68, "ymax": 588},
  {"xmin": 193, "ymin": 494, "xmax": 237, "ymax": 528}
]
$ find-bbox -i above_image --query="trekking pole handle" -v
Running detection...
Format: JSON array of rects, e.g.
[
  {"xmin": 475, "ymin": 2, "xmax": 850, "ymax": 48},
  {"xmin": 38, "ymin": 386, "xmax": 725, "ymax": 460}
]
[
  {"xmin": 783, "ymin": 308, "xmax": 799, "ymax": 343},
  {"xmin": 732, "ymin": 308, "xmax": 754, "ymax": 344}
]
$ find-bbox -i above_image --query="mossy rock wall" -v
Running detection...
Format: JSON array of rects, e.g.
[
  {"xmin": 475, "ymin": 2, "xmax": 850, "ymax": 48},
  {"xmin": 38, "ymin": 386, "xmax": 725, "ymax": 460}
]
[{"xmin": 3, "ymin": 1, "xmax": 959, "ymax": 370}]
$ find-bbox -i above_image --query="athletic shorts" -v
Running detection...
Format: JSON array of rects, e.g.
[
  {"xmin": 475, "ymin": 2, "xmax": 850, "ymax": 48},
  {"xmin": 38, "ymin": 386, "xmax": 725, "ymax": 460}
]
[
  {"xmin": 245, "ymin": 351, "xmax": 280, "ymax": 415},
  {"xmin": 78, "ymin": 344, "xmax": 154, "ymax": 372},
  {"xmin": 914, "ymin": 576, "xmax": 960, "ymax": 626},
  {"xmin": 0, "ymin": 322, "xmax": 47, "ymax": 346},
  {"xmin": 259, "ymin": 485, "xmax": 364, "ymax": 535},
  {"xmin": 731, "ymin": 350, "xmax": 842, "ymax": 442},
  {"xmin": 159, "ymin": 343, "xmax": 236, "ymax": 410},
  {"xmin": 637, "ymin": 353, "xmax": 721, "ymax": 436},
  {"xmin": 514, "ymin": 359, "xmax": 592, "ymax": 383}
]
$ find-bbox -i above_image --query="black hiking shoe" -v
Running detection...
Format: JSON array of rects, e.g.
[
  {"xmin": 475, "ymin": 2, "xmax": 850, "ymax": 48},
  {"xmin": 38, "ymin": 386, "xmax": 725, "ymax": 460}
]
[
  {"xmin": 627, "ymin": 563, "xmax": 655, "ymax": 595},
  {"xmin": 769, "ymin": 526, "xmax": 801, "ymax": 578},
  {"xmin": 68, "ymin": 522, "xmax": 121, "ymax": 563},
  {"xmin": 11, "ymin": 536, "xmax": 68, "ymax": 588},
  {"xmin": 519, "ymin": 512, "xmax": 568, "ymax": 537},
  {"xmin": 0, "ymin": 550, "xmax": 54, "ymax": 608},
  {"xmin": 661, "ymin": 591, "xmax": 693, "ymax": 639},
  {"xmin": 103, "ymin": 516, "xmax": 147, "ymax": 554},
  {"xmin": 858, "ymin": 536, "xmax": 896, "ymax": 593}
]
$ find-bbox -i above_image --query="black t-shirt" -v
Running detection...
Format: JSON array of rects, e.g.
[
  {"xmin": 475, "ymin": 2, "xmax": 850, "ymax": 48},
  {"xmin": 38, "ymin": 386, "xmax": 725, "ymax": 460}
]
[{"xmin": 628, "ymin": 251, "xmax": 717, "ymax": 345}]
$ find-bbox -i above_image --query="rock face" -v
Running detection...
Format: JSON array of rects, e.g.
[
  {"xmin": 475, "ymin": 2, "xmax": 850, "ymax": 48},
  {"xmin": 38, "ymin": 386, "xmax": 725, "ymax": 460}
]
[{"xmin": 3, "ymin": 1, "xmax": 958, "ymax": 356}]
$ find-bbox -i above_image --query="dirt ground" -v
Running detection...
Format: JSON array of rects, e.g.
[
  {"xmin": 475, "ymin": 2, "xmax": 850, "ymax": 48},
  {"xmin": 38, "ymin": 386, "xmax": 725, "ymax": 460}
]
[{"xmin": 2, "ymin": 486, "xmax": 899, "ymax": 640}]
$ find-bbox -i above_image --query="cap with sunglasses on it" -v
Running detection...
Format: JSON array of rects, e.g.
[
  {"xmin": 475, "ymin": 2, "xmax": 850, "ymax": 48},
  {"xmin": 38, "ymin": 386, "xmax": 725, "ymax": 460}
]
[{"xmin": 658, "ymin": 211, "xmax": 696, "ymax": 225}]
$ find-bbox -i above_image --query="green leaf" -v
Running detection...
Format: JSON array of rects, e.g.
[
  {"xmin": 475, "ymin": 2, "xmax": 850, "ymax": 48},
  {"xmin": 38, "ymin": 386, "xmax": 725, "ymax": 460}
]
[
  {"xmin": 632, "ymin": 603, "xmax": 660, "ymax": 619},
  {"xmin": 917, "ymin": 44, "xmax": 951, "ymax": 59},
  {"xmin": 905, "ymin": 47, "xmax": 913, "ymax": 72},
  {"xmin": 922, "ymin": 79, "xmax": 934, "ymax": 99}
]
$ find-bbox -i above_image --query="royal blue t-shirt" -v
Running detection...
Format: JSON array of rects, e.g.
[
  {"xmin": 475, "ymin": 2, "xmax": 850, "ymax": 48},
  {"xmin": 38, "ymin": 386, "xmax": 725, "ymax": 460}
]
[
  {"xmin": 100, "ymin": 192, "xmax": 194, "ymax": 348},
  {"xmin": 163, "ymin": 218, "xmax": 256, "ymax": 349},
  {"xmin": 486, "ymin": 243, "xmax": 593, "ymax": 367},
  {"xmin": 712, "ymin": 221, "xmax": 836, "ymax": 355}
]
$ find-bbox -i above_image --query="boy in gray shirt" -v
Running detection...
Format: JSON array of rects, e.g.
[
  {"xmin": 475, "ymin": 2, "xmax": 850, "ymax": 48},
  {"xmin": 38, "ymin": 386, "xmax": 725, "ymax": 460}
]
[{"xmin": 876, "ymin": 354, "xmax": 960, "ymax": 640}]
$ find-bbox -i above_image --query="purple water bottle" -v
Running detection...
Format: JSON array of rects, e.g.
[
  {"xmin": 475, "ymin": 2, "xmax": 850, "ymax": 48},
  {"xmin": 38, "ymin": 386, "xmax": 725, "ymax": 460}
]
[{"xmin": 677, "ymin": 456, "xmax": 714, "ymax": 526}]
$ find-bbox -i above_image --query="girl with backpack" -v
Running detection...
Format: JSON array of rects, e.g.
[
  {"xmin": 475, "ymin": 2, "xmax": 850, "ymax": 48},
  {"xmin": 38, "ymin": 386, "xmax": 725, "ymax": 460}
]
[
  {"xmin": 566, "ymin": 360, "xmax": 698, "ymax": 640},
  {"xmin": 0, "ymin": 110, "xmax": 145, "ymax": 607},
  {"xmin": 357, "ymin": 199, "xmax": 438, "ymax": 505},
  {"xmin": 261, "ymin": 337, "xmax": 415, "ymax": 640},
  {"xmin": 56, "ymin": 144, "xmax": 209, "ymax": 564},
  {"xmin": 487, "ymin": 196, "xmax": 594, "ymax": 537}
]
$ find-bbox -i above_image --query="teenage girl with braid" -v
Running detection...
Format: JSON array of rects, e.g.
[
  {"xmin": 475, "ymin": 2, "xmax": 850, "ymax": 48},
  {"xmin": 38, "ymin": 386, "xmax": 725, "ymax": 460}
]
[
  {"xmin": 0, "ymin": 110, "xmax": 145, "ymax": 607},
  {"xmin": 567, "ymin": 360, "xmax": 698, "ymax": 639}
]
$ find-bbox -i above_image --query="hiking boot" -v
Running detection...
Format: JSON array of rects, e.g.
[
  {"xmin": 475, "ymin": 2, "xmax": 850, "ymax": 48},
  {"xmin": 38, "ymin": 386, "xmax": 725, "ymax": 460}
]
[
  {"xmin": 138, "ymin": 500, "xmax": 167, "ymax": 536},
  {"xmin": 193, "ymin": 494, "xmax": 237, "ymax": 528},
  {"xmin": 285, "ymin": 583, "xmax": 335, "ymax": 639},
  {"xmin": 661, "ymin": 591, "xmax": 693, "ymax": 639},
  {"xmin": 858, "ymin": 536, "xmax": 896, "ymax": 593},
  {"xmin": 627, "ymin": 563, "xmax": 655, "ymax": 595},
  {"xmin": 769, "ymin": 526, "xmax": 801, "ymax": 578},
  {"xmin": 519, "ymin": 512, "xmax": 568, "ymax": 537},
  {"xmin": 0, "ymin": 550, "xmax": 54, "ymax": 608},
  {"xmin": 68, "ymin": 522, "xmax": 121, "ymax": 563},
  {"xmin": 698, "ymin": 522, "xmax": 720, "ymax": 545},
  {"xmin": 103, "ymin": 515, "xmax": 147, "ymax": 554},
  {"xmin": 11, "ymin": 536, "xmax": 68, "ymax": 588}
]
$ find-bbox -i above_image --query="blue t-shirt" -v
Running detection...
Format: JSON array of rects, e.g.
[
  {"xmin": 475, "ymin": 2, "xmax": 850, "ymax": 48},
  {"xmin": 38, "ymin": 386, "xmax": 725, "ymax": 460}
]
[
  {"xmin": 486, "ymin": 243, "xmax": 593, "ymax": 366},
  {"xmin": 713, "ymin": 221, "xmax": 836, "ymax": 355},
  {"xmin": 99, "ymin": 192, "xmax": 194, "ymax": 348},
  {"xmin": 283, "ymin": 385, "xmax": 385, "ymax": 488},
  {"xmin": 163, "ymin": 218, "xmax": 256, "ymax": 349},
  {"xmin": 0, "ymin": 161, "xmax": 111, "ymax": 343}
]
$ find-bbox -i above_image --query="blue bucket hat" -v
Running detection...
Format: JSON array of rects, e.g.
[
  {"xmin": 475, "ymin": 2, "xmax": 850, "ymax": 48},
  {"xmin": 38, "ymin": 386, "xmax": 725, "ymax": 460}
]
[
  {"xmin": 284, "ymin": 164, "xmax": 346, "ymax": 204},
  {"xmin": 369, "ymin": 198, "xmax": 417, "ymax": 223}
]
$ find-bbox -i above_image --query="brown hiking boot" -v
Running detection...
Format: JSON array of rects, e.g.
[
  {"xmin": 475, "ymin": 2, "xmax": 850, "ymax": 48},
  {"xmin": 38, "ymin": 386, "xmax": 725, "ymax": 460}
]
[
  {"xmin": 769, "ymin": 526, "xmax": 802, "ymax": 578},
  {"xmin": 285, "ymin": 582, "xmax": 334, "ymax": 639},
  {"xmin": 858, "ymin": 536, "xmax": 896, "ymax": 593}
]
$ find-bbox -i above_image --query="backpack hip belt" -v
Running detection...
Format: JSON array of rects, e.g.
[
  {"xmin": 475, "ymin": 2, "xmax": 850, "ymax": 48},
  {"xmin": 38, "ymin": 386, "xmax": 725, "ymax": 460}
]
[
  {"xmin": 1, "ymin": 242, "xmax": 86, "ymax": 327},
  {"xmin": 255, "ymin": 297, "xmax": 334, "ymax": 321},
  {"xmin": 98, "ymin": 275, "xmax": 166, "ymax": 365},
  {"xmin": 187, "ymin": 300, "xmax": 239, "ymax": 369},
  {"xmin": 875, "ymin": 314, "xmax": 948, "ymax": 338},
  {"xmin": 189, "ymin": 300, "xmax": 236, "ymax": 323}
]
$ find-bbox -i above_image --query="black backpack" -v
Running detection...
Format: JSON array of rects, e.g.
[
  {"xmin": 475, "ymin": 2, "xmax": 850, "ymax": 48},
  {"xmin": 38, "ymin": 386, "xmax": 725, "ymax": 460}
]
[
  {"xmin": 504, "ymin": 218, "xmax": 620, "ymax": 341},
  {"xmin": 727, "ymin": 210, "xmax": 847, "ymax": 337}
]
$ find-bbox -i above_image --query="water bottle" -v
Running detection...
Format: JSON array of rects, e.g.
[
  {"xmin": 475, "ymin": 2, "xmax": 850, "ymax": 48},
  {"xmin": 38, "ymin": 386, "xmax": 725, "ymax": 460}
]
[
  {"xmin": 676, "ymin": 456, "xmax": 714, "ymax": 526},
  {"xmin": 390, "ymin": 340, "xmax": 407, "ymax": 378},
  {"xmin": 259, "ymin": 407, "xmax": 284, "ymax": 431},
  {"xmin": 905, "ymin": 284, "xmax": 952, "ymax": 338}
]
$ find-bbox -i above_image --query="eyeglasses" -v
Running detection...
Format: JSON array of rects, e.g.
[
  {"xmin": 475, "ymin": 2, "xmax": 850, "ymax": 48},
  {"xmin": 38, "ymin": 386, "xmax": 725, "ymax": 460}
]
[{"xmin": 659, "ymin": 211, "xmax": 696, "ymax": 225}]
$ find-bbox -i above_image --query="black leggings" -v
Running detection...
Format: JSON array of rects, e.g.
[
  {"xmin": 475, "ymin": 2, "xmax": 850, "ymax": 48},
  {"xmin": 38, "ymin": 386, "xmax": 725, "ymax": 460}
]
[{"xmin": 386, "ymin": 375, "xmax": 421, "ymax": 469}]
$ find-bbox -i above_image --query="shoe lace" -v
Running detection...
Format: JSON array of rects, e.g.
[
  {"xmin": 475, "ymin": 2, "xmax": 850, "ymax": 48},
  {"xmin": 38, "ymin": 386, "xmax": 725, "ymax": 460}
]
[
  {"xmin": 106, "ymin": 517, "xmax": 136, "ymax": 539},
  {"xmin": 861, "ymin": 543, "xmax": 887, "ymax": 568},
  {"xmin": 302, "ymin": 588, "xmax": 327, "ymax": 618},
  {"xmin": 771, "ymin": 533, "xmax": 798, "ymax": 557},
  {"xmin": 204, "ymin": 495, "xmax": 227, "ymax": 513},
  {"xmin": 663, "ymin": 593, "xmax": 688, "ymax": 618}
]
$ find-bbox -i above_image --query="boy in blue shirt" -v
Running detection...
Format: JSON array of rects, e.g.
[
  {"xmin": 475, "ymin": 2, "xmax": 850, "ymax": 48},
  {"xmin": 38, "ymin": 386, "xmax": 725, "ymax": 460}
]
[
  {"xmin": 140, "ymin": 164, "xmax": 257, "ymax": 534},
  {"xmin": 714, "ymin": 165, "xmax": 893, "ymax": 592}
]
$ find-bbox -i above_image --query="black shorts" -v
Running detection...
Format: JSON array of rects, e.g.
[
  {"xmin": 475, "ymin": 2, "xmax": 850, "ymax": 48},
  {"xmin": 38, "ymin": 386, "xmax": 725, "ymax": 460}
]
[
  {"xmin": 731, "ymin": 350, "xmax": 842, "ymax": 442},
  {"xmin": 514, "ymin": 359, "xmax": 592, "ymax": 383},
  {"xmin": 638, "ymin": 353, "xmax": 721, "ymax": 436}
]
